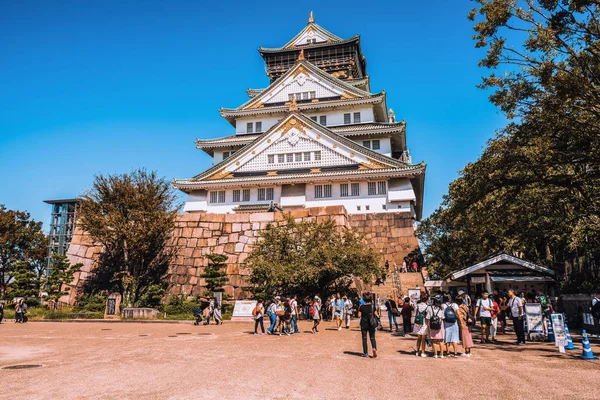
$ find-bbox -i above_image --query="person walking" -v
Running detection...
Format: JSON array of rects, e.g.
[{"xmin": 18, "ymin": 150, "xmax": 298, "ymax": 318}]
[
  {"xmin": 508, "ymin": 289, "xmax": 526, "ymax": 344},
  {"xmin": 0, "ymin": 302, "xmax": 4, "ymax": 324},
  {"xmin": 343, "ymin": 295, "xmax": 353, "ymax": 329},
  {"xmin": 15, "ymin": 299, "xmax": 24, "ymax": 324},
  {"xmin": 358, "ymin": 294, "xmax": 378, "ymax": 358},
  {"xmin": 474, "ymin": 290, "xmax": 494, "ymax": 343},
  {"xmin": 253, "ymin": 299, "xmax": 265, "ymax": 335},
  {"xmin": 334, "ymin": 293, "xmax": 344, "ymax": 331},
  {"xmin": 385, "ymin": 297, "xmax": 400, "ymax": 332},
  {"xmin": 442, "ymin": 295, "xmax": 460, "ymax": 357},
  {"xmin": 290, "ymin": 295, "xmax": 300, "ymax": 334},
  {"xmin": 213, "ymin": 301, "xmax": 223, "ymax": 325},
  {"xmin": 267, "ymin": 297, "xmax": 279, "ymax": 335},
  {"xmin": 401, "ymin": 297, "xmax": 413, "ymax": 336},
  {"xmin": 456, "ymin": 298, "xmax": 474, "ymax": 357},
  {"xmin": 413, "ymin": 295, "xmax": 429, "ymax": 357},
  {"xmin": 310, "ymin": 297, "xmax": 321, "ymax": 334},
  {"xmin": 279, "ymin": 298, "xmax": 292, "ymax": 336},
  {"xmin": 328, "ymin": 295, "xmax": 336, "ymax": 322},
  {"xmin": 426, "ymin": 296, "xmax": 445, "ymax": 358}
]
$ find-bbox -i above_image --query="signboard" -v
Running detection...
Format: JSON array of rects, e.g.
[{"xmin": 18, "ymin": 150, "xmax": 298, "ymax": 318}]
[
  {"xmin": 408, "ymin": 289, "xmax": 421, "ymax": 305},
  {"xmin": 232, "ymin": 300, "xmax": 257, "ymax": 321},
  {"xmin": 551, "ymin": 313, "xmax": 568, "ymax": 352},
  {"xmin": 525, "ymin": 304, "xmax": 543, "ymax": 333},
  {"xmin": 471, "ymin": 276, "xmax": 486, "ymax": 284}
]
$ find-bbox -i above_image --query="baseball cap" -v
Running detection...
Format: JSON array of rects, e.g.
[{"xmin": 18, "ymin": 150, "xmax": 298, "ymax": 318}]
[
  {"xmin": 458, "ymin": 290, "xmax": 465, "ymax": 295},
  {"xmin": 275, "ymin": 296, "xmax": 281, "ymax": 300}
]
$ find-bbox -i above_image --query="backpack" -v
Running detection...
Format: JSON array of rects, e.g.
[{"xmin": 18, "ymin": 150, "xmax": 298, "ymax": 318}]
[
  {"xmin": 429, "ymin": 307, "xmax": 442, "ymax": 330},
  {"xmin": 368, "ymin": 303, "xmax": 380, "ymax": 328},
  {"xmin": 309, "ymin": 305, "xmax": 316, "ymax": 317},
  {"xmin": 414, "ymin": 305, "xmax": 426, "ymax": 325},
  {"xmin": 444, "ymin": 304, "xmax": 457, "ymax": 323},
  {"xmin": 539, "ymin": 294, "xmax": 548, "ymax": 307},
  {"xmin": 466, "ymin": 308, "xmax": 475, "ymax": 326},
  {"xmin": 252, "ymin": 305, "xmax": 260, "ymax": 317}
]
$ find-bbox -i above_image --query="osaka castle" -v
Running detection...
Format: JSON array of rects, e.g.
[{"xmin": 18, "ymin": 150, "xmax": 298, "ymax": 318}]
[{"xmin": 174, "ymin": 12, "xmax": 426, "ymax": 220}]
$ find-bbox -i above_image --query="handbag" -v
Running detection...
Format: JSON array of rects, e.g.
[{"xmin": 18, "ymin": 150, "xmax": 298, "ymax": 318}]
[{"xmin": 368, "ymin": 303, "xmax": 381, "ymax": 328}]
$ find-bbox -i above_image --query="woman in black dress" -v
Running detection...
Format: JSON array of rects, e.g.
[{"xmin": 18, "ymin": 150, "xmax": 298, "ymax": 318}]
[{"xmin": 358, "ymin": 293, "xmax": 378, "ymax": 358}]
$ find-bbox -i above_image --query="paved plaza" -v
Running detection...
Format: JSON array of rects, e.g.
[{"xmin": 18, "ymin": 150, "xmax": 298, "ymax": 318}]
[{"xmin": 1, "ymin": 320, "xmax": 599, "ymax": 400}]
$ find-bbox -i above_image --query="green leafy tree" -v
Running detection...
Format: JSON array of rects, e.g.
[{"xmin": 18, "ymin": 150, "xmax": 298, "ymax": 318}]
[
  {"xmin": 0, "ymin": 205, "xmax": 46, "ymax": 298},
  {"xmin": 45, "ymin": 254, "xmax": 82, "ymax": 303},
  {"xmin": 200, "ymin": 254, "xmax": 228, "ymax": 296},
  {"xmin": 246, "ymin": 216, "xmax": 380, "ymax": 299},
  {"xmin": 77, "ymin": 169, "xmax": 180, "ymax": 306},
  {"xmin": 10, "ymin": 261, "xmax": 39, "ymax": 298},
  {"xmin": 418, "ymin": 2, "xmax": 600, "ymax": 291}
]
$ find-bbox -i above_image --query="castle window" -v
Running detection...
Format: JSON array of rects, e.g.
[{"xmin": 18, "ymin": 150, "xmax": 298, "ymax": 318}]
[
  {"xmin": 362, "ymin": 141, "xmax": 371, "ymax": 149},
  {"xmin": 314, "ymin": 151, "xmax": 322, "ymax": 161},
  {"xmin": 372, "ymin": 140, "xmax": 380, "ymax": 150},
  {"xmin": 247, "ymin": 122, "xmax": 253, "ymax": 134},
  {"xmin": 319, "ymin": 116, "xmax": 327, "ymax": 126},
  {"xmin": 258, "ymin": 188, "xmax": 274, "ymax": 201},
  {"xmin": 295, "ymin": 153, "xmax": 302, "ymax": 162},
  {"xmin": 255, "ymin": 122, "xmax": 262, "ymax": 133},
  {"xmin": 368, "ymin": 181, "xmax": 387, "ymax": 195},
  {"xmin": 314, "ymin": 184, "xmax": 332, "ymax": 199},
  {"xmin": 223, "ymin": 151, "xmax": 230, "ymax": 160},
  {"xmin": 233, "ymin": 190, "xmax": 241, "ymax": 202},
  {"xmin": 344, "ymin": 113, "xmax": 351, "ymax": 124},
  {"xmin": 268, "ymin": 155, "xmax": 275, "ymax": 164},
  {"xmin": 353, "ymin": 112, "xmax": 361, "ymax": 123},
  {"xmin": 242, "ymin": 189, "xmax": 250, "ymax": 202},
  {"xmin": 278, "ymin": 154, "xmax": 285, "ymax": 163},
  {"xmin": 286, "ymin": 153, "xmax": 294, "ymax": 163},
  {"xmin": 351, "ymin": 183, "xmax": 360, "ymax": 196},
  {"xmin": 311, "ymin": 116, "xmax": 318, "ymax": 122},
  {"xmin": 304, "ymin": 152, "xmax": 311, "ymax": 161},
  {"xmin": 340, "ymin": 184, "xmax": 349, "ymax": 197},
  {"xmin": 210, "ymin": 191, "xmax": 226, "ymax": 204}
]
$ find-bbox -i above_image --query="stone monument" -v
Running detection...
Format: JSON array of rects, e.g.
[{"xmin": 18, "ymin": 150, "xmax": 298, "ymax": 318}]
[{"xmin": 104, "ymin": 293, "xmax": 122, "ymax": 319}]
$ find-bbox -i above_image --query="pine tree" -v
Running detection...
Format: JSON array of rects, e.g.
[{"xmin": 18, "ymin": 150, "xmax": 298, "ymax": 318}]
[
  {"xmin": 10, "ymin": 261, "xmax": 39, "ymax": 299},
  {"xmin": 200, "ymin": 254, "xmax": 228, "ymax": 295},
  {"xmin": 45, "ymin": 254, "xmax": 82, "ymax": 303}
]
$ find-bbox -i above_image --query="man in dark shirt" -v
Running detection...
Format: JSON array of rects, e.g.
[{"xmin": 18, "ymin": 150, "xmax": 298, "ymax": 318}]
[{"xmin": 400, "ymin": 297, "xmax": 413, "ymax": 336}]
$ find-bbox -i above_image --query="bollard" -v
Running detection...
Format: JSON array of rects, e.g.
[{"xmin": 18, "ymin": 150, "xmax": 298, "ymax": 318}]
[{"xmin": 564, "ymin": 323, "xmax": 577, "ymax": 350}]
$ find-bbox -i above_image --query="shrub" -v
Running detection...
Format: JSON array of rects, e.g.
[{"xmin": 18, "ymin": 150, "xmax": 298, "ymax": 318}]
[{"xmin": 74, "ymin": 294, "xmax": 107, "ymax": 313}]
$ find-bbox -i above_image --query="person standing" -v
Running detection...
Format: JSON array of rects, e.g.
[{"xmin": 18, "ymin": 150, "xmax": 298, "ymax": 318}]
[
  {"xmin": 385, "ymin": 297, "xmax": 400, "ymax": 332},
  {"xmin": 413, "ymin": 295, "xmax": 429, "ymax": 357},
  {"xmin": 253, "ymin": 299, "xmax": 265, "ymax": 335},
  {"xmin": 442, "ymin": 295, "xmax": 460, "ymax": 357},
  {"xmin": 412, "ymin": 261, "xmax": 418, "ymax": 272},
  {"xmin": 267, "ymin": 297, "xmax": 279, "ymax": 335},
  {"xmin": 343, "ymin": 295, "xmax": 353, "ymax": 329},
  {"xmin": 508, "ymin": 289, "xmax": 525, "ymax": 345},
  {"xmin": 456, "ymin": 298, "xmax": 474, "ymax": 357},
  {"xmin": 474, "ymin": 290, "xmax": 494, "ymax": 343},
  {"xmin": 279, "ymin": 298, "xmax": 292, "ymax": 336},
  {"xmin": 489, "ymin": 295, "xmax": 500, "ymax": 342},
  {"xmin": 290, "ymin": 295, "xmax": 300, "ymax": 334},
  {"xmin": 402, "ymin": 260, "xmax": 408, "ymax": 273},
  {"xmin": 310, "ymin": 297, "xmax": 321, "ymax": 334},
  {"xmin": 358, "ymin": 294, "xmax": 378, "ymax": 358},
  {"xmin": 334, "ymin": 293, "xmax": 344, "ymax": 331},
  {"xmin": 213, "ymin": 300, "xmax": 223, "ymax": 325},
  {"xmin": 400, "ymin": 297, "xmax": 413, "ymax": 336},
  {"xmin": 426, "ymin": 296, "xmax": 444, "ymax": 358},
  {"xmin": 0, "ymin": 302, "xmax": 4, "ymax": 324},
  {"xmin": 15, "ymin": 299, "xmax": 24, "ymax": 324}
]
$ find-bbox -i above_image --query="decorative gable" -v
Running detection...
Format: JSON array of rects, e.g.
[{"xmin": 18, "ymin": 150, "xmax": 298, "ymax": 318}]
[
  {"xmin": 203, "ymin": 114, "xmax": 392, "ymax": 181},
  {"xmin": 240, "ymin": 61, "xmax": 369, "ymax": 110},
  {"xmin": 287, "ymin": 25, "xmax": 332, "ymax": 47}
]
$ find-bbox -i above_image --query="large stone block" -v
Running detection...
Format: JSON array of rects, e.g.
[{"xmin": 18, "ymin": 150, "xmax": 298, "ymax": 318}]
[{"xmin": 249, "ymin": 213, "xmax": 274, "ymax": 222}]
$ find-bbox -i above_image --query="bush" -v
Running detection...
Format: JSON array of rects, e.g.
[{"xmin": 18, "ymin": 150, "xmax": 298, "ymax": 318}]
[
  {"xmin": 137, "ymin": 285, "xmax": 165, "ymax": 308},
  {"xmin": 74, "ymin": 294, "xmax": 107, "ymax": 313},
  {"xmin": 24, "ymin": 298, "xmax": 41, "ymax": 308}
]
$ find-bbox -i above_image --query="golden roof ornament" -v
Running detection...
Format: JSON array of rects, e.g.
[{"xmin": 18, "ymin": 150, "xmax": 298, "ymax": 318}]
[
  {"xmin": 308, "ymin": 11, "xmax": 314, "ymax": 24},
  {"xmin": 289, "ymin": 95, "xmax": 298, "ymax": 111},
  {"xmin": 298, "ymin": 48, "xmax": 305, "ymax": 61},
  {"xmin": 388, "ymin": 108, "xmax": 396, "ymax": 123}
]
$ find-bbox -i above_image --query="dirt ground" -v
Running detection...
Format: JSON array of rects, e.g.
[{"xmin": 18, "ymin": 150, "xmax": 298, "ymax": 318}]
[{"xmin": 1, "ymin": 319, "xmax": 599, "ymax": 400}]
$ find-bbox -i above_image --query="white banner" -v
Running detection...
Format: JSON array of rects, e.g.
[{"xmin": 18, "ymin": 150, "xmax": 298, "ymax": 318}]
[
  {"xmin": 551, "ymin": 313, "xmax": 568, "ymax": 348},
  {"xmin": 525, "ymin": 304, "xmax": 543, "ymax": 333}
]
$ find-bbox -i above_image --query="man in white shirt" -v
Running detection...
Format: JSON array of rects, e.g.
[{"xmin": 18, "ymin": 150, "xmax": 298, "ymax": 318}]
[
  {"xmin": 290, "ymin": 295, "xmax": 300, "ymax": 334},
  {"xmin": 508, "ymin": 289, "xmax": 525, "ymax": 344},
  {"xmin": 474, "ymin": 290, "xmax": 494, "ymax": 343}
]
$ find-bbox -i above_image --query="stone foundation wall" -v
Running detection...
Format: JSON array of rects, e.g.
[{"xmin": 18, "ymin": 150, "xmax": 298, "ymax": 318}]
[{"xmin": 64, "ymin": 206, "xmax": 419, "ymax": 303}]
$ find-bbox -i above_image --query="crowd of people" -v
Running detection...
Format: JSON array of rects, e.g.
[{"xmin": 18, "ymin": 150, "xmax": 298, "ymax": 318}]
[{"xmin": 247, "ymin": 286, "xmax": 559, "ymax": 359}]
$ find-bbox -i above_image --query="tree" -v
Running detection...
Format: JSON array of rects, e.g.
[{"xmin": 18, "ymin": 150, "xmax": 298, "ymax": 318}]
[
  {"xmin": 200, "ymin": 254, "xmax": 228, "ymax": 296},
  {"xmin": 77, "ymin": 169, "xmax": 180, "ymax": 306},
  {"xmin": 10, "ymin": 261, "xmax": 39, "ymax": 299},
  {"xmin": 0, "ymin": 205, "xmax": 46, "ymax": 298},
  {"xmin": 246, "ymin": 216, "xmax": 380, "ymax": 299},
  {"xmin": 417, "ymin": 2, "xmax": 600, "ymax": 290},
  {"xmin": 45, "ymin": 254, "xmax": 82, "ymax": 303}
]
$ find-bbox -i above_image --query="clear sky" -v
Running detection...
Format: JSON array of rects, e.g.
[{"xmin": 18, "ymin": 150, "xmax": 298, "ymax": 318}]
[{"xmin": 0, "ymin": 0, "xmax": 506, "ymax": 228}]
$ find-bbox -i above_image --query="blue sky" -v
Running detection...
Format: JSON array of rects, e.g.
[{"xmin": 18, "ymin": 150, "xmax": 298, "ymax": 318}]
[{"xmin": 0, "ymin": 1, "xmax": 506, "ymax": 228}]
